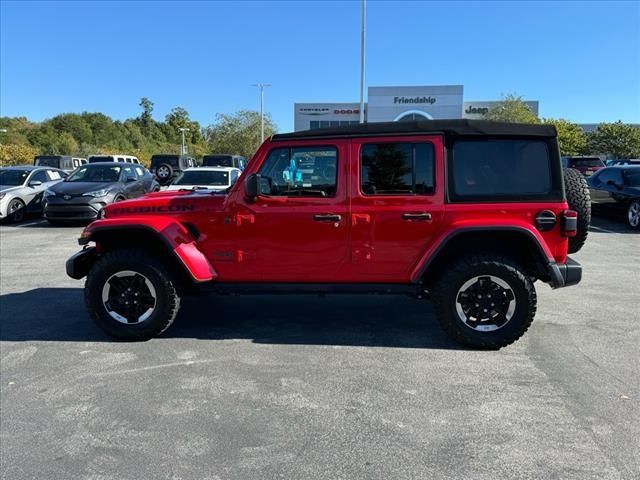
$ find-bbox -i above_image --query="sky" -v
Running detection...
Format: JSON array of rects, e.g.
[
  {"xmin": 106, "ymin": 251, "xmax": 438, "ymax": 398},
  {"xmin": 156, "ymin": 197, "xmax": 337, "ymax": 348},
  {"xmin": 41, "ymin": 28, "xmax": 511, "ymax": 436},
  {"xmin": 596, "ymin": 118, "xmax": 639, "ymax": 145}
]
[{"xmin": 1, "ymin": 0, "xmax": 639, "ymax": 132}]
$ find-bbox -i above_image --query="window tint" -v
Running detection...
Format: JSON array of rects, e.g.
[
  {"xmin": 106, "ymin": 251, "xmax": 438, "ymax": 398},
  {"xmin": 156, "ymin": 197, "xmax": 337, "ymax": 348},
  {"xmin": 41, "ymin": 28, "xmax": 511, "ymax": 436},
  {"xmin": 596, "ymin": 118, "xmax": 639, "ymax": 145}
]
[
  {"xmin": 258, "ymin": 146, "xmax": 338, "ymax": 197},
  {"xmin": 30, "ymin": 170, "xmax": 49, "ymax": 183},
  {"xmin": 360, "ymin": 142, "xmax": 434, "ymax": 195},
  {"xmin": 597, "ymin": 168, "xmax": 623, "ymax": 185},
  {"xmin": 451, "ymin": 140, "xmax": 551, "ymax": 199}
]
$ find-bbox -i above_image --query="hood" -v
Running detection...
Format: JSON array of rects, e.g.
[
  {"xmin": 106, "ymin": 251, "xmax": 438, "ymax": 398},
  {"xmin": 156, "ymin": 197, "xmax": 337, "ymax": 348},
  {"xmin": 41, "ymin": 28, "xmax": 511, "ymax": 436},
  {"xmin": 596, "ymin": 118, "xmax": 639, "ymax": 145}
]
[
  {"xmin": 51, "ymin": 181, "xmax": 117, "ymax": 196},
  {"xmin": 103, "ymin": 189, "xmax": 226, "ymax": 218},
  {"xmin": 0, "ymin": 185, "xmax": 22, "ymax": 194}
]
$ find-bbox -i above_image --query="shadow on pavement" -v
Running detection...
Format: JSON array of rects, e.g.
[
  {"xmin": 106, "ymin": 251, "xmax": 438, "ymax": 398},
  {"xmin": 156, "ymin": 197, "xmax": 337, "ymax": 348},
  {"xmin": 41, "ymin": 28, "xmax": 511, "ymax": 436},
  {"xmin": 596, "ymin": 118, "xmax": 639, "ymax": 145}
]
[
  {"xmin": 0, "ymin": 288, "xmax": 460, "ymax": 350},
  {"xmin": 589, "ymin": 211, "xmax": 638, "ymax": 234}
]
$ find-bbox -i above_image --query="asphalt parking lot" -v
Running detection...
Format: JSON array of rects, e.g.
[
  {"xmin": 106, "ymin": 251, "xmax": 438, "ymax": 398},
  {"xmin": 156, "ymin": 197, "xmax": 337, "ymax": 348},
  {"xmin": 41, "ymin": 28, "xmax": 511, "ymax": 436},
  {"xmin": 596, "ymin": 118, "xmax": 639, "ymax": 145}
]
[{"xmin": 0, "ymin": 216, "xmax": 638, "ymax": 480}]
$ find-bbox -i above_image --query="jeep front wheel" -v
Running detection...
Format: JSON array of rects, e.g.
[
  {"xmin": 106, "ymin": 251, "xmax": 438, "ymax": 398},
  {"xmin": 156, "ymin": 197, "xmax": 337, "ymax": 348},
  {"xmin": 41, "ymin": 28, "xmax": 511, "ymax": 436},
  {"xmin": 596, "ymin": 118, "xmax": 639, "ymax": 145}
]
[
  {"xmin": 85, "ymin": 249, "xmax": 181, "ymax": 340},
  {"xmin": 431, "ymin": 254, "xmax": 537, "ymax": 349}
]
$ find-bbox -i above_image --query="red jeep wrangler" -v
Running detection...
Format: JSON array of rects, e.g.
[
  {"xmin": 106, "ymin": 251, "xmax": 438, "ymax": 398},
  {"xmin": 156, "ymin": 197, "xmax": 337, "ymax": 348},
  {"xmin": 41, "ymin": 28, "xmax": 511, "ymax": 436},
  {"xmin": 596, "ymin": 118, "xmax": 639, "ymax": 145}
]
[{"xmin": 67, "ymin": 120, "xmax": 590, "ymax": 348}]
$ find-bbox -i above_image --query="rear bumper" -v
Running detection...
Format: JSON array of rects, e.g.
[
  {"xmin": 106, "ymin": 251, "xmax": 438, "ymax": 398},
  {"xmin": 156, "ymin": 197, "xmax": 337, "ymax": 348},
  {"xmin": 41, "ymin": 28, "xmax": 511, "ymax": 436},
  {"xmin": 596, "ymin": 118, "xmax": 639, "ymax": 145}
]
[{"xmin": 547, "ymin": 257, "xmax": 582, "ymax": 289}]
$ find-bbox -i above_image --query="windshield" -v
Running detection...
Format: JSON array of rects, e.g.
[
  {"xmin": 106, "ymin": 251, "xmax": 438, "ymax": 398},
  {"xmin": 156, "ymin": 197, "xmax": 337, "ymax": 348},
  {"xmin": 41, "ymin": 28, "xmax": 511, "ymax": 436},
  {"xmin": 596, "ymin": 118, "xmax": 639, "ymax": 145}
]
[
  {"xmin": 89, "ymin": 156, "xmax": 114, "ymax": 163},
  {"xmin": 67, "ymin": 165, "xmax": 121, "ymax": 182},
  {"xmin": 571, "ymin": 158, "xmax": 603, "ymax": 168},
  {"xmin": 174, "ymin": 170, "xmax": 230, "ymax": 186},
  {"xmin": 625, "ymin": 170, "xmax": 640, "ymax": 187},
  {"xmin": 0, "ymin": 169, "xmax": 30, "ymax": 186},
  {"xmin": 35, "ymin": 156, "xmax": 61, "ymax": 167},
  {"xmin": 203, "ymin": 156, "xmax": 232, "ymax": 167}
]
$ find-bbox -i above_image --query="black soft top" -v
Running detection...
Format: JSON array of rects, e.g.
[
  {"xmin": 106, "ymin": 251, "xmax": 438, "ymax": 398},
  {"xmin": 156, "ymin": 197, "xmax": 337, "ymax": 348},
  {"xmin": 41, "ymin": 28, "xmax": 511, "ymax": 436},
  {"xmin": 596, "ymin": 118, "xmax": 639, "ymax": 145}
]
[{"xmin": 273, "ymin": 120, "xmax": 557, "ymax": 141}]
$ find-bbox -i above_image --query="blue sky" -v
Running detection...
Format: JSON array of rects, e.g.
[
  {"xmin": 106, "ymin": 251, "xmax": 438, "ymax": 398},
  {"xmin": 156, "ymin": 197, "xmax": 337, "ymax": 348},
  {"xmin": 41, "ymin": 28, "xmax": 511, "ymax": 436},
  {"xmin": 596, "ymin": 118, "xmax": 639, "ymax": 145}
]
[{"xmin": 1, "ymin": 0, "xmax": 639, "ymax": 132}]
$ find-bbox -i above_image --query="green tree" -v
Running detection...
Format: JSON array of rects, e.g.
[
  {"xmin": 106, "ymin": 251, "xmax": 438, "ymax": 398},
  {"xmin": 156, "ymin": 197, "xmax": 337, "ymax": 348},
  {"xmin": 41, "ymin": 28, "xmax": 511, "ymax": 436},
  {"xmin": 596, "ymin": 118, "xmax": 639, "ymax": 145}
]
[
  {"xmin": 542, "ymin": 118, "xmax": 588, "ymax": 156},
  {"xmin": 205, "ymin": 110, "xmax": 277, "ymax": 158},
  {"xmin": 485, "ymin": 94, "xmax": 540, "ymax": 124},
  {"xmin": 588, "ymin": 122, "xmax": 640, "ymax": 159},
  {"xmin": 138, "ymin": 97, "xmax": 154, "ymax": 129},
  {"xmin": 0, "ymin": 144, "xmax": 39, "ymax": 166}
]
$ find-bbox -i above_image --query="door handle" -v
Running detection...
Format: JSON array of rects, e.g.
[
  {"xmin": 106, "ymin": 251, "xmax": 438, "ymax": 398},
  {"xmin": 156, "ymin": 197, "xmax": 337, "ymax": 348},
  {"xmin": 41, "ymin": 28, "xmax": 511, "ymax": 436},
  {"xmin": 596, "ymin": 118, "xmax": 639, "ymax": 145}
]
[
  {"xmin": 314, "ymin": 214, "xmax": 342, "ymax": 222},
  {"xmin": 401, "ymin": 212, "xmax": 432, "ymax": 221}
]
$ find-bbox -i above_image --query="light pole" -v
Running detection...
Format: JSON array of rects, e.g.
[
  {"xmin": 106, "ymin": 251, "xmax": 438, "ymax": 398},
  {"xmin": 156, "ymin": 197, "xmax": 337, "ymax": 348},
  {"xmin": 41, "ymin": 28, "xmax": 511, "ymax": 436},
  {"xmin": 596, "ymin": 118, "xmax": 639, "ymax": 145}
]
[
  {"xmin": 359, "ymin": 0, "xmax": 366, "ymax": 123},
  {"xmin": 252, "ymin": 83, "xmax": 271, "ymax": 143},
  {"xmin": 178, "ymin": 127, "xmax": 189, "ymax": 155}
]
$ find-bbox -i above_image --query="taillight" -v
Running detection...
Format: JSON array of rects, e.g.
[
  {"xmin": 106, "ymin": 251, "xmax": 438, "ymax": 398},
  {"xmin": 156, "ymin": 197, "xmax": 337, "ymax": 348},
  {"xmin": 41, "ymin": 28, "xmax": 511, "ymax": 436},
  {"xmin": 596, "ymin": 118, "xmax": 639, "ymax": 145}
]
[{"xmin": 562, "ymin": 209, "xmax": 578, "ymax": 237}]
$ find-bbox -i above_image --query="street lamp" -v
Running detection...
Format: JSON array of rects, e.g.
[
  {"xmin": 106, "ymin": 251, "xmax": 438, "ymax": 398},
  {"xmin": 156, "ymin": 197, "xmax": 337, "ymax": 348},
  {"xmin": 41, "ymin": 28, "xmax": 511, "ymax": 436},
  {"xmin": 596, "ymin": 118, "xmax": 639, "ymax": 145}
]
[
  {"xmin": 178, "ymin": 127, "xmax": 190, "ymax": 155},
  {"xmin": 359, "ymin": 0, "xmax": 366, "ymax": 123},
  {"xmin": 252, "ymin": 83, "xmax": 271, "ymax": 143}
]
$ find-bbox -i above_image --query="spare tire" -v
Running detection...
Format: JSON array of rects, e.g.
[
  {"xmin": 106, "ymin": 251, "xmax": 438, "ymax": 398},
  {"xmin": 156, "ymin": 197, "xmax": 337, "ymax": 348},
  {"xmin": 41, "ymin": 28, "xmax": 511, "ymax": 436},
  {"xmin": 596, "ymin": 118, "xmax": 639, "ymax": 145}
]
[
  {"xmin": 564, "ymin": 168, "xmax": 591, "ymax": 254},
  {"xmin": 155, "ymin": 163, "xmax": 173, "ymax": 184}
]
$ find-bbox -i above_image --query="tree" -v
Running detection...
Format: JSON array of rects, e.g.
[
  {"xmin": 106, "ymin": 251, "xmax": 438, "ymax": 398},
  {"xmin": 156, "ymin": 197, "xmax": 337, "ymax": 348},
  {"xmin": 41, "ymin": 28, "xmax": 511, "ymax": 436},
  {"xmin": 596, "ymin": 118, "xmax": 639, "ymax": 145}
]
[
  {"xmin": 0, "ymin": 144, "xmax": 39, "ymax": 166},
  {"xmin": 138, "ymin": 97, "xmax": 154, "ymax": 129},
  {"xmin": 588, "ymin": 122, "xmax": 640, "ymax": 159},
  {"xmin": 542, "ymin": 118, "xmax": 587, "ymax": 156},
  {"xmin": 205, "ymin": 110, "xmax": 278, "ymax": 158},
  {"xmin": 485, "ymin": 94, "xmax": 540, "ymax": 124}
]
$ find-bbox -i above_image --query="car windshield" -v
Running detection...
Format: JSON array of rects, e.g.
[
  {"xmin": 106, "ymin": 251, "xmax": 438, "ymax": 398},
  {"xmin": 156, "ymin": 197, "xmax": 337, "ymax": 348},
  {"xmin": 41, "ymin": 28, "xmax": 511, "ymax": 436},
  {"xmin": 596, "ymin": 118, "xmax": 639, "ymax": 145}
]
[
  {"xmin": 571, "ymin": 158, "xmax": 603, "ymax": 168},
  {"xmin": 174, "ymin": 170, "xmax": 230, "ymax": 186},
  {"xmin": 89, "ymin": 156, "xmax": 113, "ymax": 163},
  {"xmin": 35, "ymin": 157, "xmax": 60, "ymax": 167},
  {"xmin": 67, "ymin": 165, "xmax": 121, "ymax": 182},
  {"xmin": 624, "ymin": 170, "xmax": 640, "ymax": 187},
  {"xmin": 0, "ymin": 169, "xmax": 30, "ymax": 186}
]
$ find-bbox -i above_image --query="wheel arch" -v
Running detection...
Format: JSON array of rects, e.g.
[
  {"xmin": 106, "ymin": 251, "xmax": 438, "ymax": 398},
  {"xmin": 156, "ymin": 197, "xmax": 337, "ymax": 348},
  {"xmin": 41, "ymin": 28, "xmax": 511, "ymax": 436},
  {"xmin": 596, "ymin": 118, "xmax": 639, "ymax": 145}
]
[{"xmin": 415, "ymin": 227, "xmax": 554, "ymax": 289}]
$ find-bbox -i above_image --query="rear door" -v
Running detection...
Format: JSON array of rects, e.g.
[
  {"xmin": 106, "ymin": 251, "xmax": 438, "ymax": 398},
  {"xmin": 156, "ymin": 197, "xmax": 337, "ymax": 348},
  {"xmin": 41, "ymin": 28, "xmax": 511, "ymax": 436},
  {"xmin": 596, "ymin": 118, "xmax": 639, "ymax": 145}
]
[
  {"xmin": 349, "ymin": 136, "xmax": 446, "ymax": 281},
  {"xmin": 121, "ymin": 165, "xmax": 144, "ymax": 198}
]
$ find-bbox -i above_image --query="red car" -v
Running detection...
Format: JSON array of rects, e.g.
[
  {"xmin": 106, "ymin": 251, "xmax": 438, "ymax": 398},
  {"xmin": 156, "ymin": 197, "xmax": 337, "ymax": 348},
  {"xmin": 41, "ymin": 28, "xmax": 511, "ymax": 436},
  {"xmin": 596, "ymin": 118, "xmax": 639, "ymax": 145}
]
[
  {"xmin": 67, "ymin": 120, "xmax": 589, "ymax": 349},
  {"xmin": 563, "ymin": 156, "xmax": 605, "ymax": 177}
]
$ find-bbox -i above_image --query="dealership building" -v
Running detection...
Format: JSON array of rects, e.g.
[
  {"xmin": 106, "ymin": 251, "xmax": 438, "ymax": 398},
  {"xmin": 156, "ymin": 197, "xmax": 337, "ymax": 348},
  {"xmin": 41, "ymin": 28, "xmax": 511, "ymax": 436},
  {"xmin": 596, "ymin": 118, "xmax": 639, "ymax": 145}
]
[{"xmin": 294, "ymin": 85, "xmax": 539, "ymax": 131}]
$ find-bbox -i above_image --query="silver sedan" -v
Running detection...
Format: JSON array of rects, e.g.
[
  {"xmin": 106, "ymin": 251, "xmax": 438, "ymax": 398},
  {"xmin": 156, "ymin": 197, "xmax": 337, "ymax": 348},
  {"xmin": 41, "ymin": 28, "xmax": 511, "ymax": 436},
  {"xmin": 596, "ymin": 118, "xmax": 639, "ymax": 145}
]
[{"xmin": 0, "ymin": 165, "xmax": 66, "ymax": 222}]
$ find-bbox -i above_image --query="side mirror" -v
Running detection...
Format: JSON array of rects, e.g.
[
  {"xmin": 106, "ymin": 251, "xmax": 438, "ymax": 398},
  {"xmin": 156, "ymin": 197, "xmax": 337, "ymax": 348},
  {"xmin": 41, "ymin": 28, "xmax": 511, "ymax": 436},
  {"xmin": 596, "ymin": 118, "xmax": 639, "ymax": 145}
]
[
  {"xmin": 125, "ymin": 176, "xmax": 137, "ymax": 183},
  {"xmin": 29, "ymin": 180, "xmax": 42, "ymax": 187},
  {"xmin": 245, "ymin": 173, "xmax": 260, "ymax": 199}
]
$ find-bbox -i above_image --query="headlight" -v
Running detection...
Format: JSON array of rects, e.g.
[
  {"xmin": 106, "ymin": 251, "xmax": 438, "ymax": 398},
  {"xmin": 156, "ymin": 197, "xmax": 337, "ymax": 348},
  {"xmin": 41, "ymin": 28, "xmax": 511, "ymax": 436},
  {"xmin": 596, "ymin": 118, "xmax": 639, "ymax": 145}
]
[
  {"xmin": 44, "ymin": 189, "xmax": 55, "ymax": 198},
  {"xmin": 83, "ymin": 188, "xmax": 110, "ymax": 198}
]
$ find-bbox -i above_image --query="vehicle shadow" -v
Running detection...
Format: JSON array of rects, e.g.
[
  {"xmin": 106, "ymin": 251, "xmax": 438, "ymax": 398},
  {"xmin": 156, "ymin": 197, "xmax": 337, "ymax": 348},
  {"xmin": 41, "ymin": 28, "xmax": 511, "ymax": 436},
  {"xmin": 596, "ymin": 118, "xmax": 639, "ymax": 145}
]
[
  {"xmin": 589, "ymin": 214, "xmax": 638, "ymax": 234},
  {"xmin": 0, "ymin": 217, "xmax": 88, "ymax": 229},
  {"xmin": 0, "ymin": 288, "xmax": 461, "ymax": 350}
]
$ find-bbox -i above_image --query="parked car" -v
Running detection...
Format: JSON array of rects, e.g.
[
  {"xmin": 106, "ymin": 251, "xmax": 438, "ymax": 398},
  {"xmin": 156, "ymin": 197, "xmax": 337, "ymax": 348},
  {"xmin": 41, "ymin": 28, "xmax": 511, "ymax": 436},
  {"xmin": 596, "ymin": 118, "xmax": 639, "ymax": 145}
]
[
  {"xmin": 150, "ymin": 154, "xmax": 196, "ymax": 185},
  {"xmin": 88, "ymin": 154, "xmax": 140, "ymax": 164},
  {"xmin": 587, "ymin": 165, "xmax": 640, "ymax": 229},
  {"xmin": 202, "ymin": 154, "xmax": 247, "ymax": 170},
  {"xmin": 34, "ymin": 155, "xmax": 86, "ymax": 173},
  {"xmin": 562, "ymin": 156, "xmax": 605, "ymax": 176},
  {"xmin": 0, "ymin": 166, "xmax": 66, "ymax": 222},
  {"xmin": 67, "ymin": 120, "xmax": 588, "ymax": 349},
  {"xmin": 606, "ymin": 159, "xmax": 640, "ymax": 166},
  {"xmin": 163, "ymin": 167, "xmax": 242, "ymax": 192},
  {"xmin": 44, "ymin": 162, "xmax": 159, "ymax": 224}
]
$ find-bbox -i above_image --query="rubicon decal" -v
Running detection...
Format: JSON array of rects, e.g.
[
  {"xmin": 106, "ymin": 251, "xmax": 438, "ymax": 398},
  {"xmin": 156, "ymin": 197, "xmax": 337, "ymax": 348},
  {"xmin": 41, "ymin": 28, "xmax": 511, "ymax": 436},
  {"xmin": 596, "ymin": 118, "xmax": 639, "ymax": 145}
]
[{"xmin": 112, "ymin": 205, "xmax": 196, "ymax": 214}]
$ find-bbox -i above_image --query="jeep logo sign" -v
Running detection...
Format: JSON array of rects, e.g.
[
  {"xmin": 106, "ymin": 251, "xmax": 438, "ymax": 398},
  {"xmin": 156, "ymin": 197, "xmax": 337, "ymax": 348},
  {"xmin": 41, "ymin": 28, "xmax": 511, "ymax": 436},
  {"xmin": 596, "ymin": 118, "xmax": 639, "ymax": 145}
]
[
  {"xmin": 393, "ymin": 96, "xmax": 436, "ymax": 105},
  {"xmin": 465, "ymin": 105, "xmax": 490, "ymax": 115}
]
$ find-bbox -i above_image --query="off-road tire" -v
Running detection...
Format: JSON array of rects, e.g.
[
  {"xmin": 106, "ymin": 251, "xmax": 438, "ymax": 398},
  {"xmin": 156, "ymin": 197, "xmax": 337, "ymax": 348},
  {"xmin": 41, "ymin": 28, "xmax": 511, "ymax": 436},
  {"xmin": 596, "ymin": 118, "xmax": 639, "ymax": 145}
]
[
  {"xmin": 8, "ymin": 198, "xmax": 26, "ymax": 223},
  {"xmin": 431, "ymin": 254, "xmax": 537, "ymax": 349},
  {"xmin": 85, "ymin": 248, "xmax": 181, "ymax": 341},
  {"xmin": 155, "ymin": 163, "xmax": 174, "ymax": 185},
  {"xmin": 564, "ymin": 168, "xmax": 591, "ymax": 253}
]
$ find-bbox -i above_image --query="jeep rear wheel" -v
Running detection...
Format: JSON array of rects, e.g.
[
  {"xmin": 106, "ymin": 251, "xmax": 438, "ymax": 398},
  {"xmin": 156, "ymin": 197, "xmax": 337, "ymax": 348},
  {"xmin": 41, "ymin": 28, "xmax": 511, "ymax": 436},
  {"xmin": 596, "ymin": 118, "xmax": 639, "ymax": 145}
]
[
  {"xmin": 564, "ymin": 168, "xmax": 591, "ymax": 253},
  {"xmin": 432, "ymin": 254, "xmax": 537, "ymax": 349},
  {"xmin": 85, "ymin": 249, "xmax": 181, "ymax": 340}
]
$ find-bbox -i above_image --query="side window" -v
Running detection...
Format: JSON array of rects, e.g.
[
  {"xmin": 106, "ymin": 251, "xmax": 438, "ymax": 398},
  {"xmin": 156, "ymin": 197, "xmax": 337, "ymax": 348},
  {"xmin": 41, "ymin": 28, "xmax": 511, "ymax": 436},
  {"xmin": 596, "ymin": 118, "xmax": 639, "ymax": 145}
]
[
  {"xmin": 598, "ymin": 169, "xmax": 623, "ymax": 186},
  {"xmin": 258, "ymin": 146, "xmax": 338, "ymax": 197},
  {"xmin": 134, "ymin": 166, "xmax": 145, "ymax": 177},
  {"xmin": 118, "ymin": 157, "xmax": 125, "ymax": 163},
  {"xmin": 73, "ymin": 159, "xmax": 80, "ymax": 168},
  {"xmin": 30, "ymin": 170, "xmax": 50, "ymax": 183},
  {"xmin": 122, "ymin": 165, "xmax": 136, "ymax": 180},
  {"xmin": 47, "ymin": 170, "xmax": 62, "ymax": 181},
  {"xmin": 230, "ymin": 170, "xmax": 240, "ymax": 185},
  {"xmin": 360, "ymin": 142, "xmax": 434, "ymax": 195}
]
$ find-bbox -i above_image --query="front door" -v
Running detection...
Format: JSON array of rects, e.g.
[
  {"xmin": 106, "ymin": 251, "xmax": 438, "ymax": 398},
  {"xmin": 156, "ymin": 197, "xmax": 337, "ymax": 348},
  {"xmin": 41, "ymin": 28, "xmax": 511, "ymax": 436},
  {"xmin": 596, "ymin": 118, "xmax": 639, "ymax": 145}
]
[
  {"xmin": 220, "ymin": 140, "xmax": 350, "ymax": 282},
  {"xmin": 349, "ymin": 136, "xmax": 445, "ymax": 282}
]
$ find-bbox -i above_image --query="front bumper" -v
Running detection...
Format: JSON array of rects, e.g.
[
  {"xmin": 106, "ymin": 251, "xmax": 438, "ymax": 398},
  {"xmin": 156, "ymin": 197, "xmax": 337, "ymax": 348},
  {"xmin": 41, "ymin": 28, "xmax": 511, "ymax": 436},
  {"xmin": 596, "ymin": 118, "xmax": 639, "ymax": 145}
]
[
  {"xmin": 66, "ymin": 246, "xmax": 98, "ymax": 279},
  {"xmin": 548, "ymin": 257, "xmax": 582, "ymax": 289},
  {"xmin": 44, "ymin": 196, "xmax": 109, "ymax": 221}
]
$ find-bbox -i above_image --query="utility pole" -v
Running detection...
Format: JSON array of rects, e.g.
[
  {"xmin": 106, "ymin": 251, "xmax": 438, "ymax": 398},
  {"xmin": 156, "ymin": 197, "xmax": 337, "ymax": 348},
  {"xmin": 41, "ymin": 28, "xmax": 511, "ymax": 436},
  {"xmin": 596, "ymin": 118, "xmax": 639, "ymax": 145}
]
[
  {"xmin": 252, "ymin": 83, "xmax": 271, "ymax": 143},
  {"xmin": 359, "ymin": 0, "xmax": 366, "ymax": 123},
  {"xmin": 178, "ymin": 127, "xmax": 189, "ymax": 155}
]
